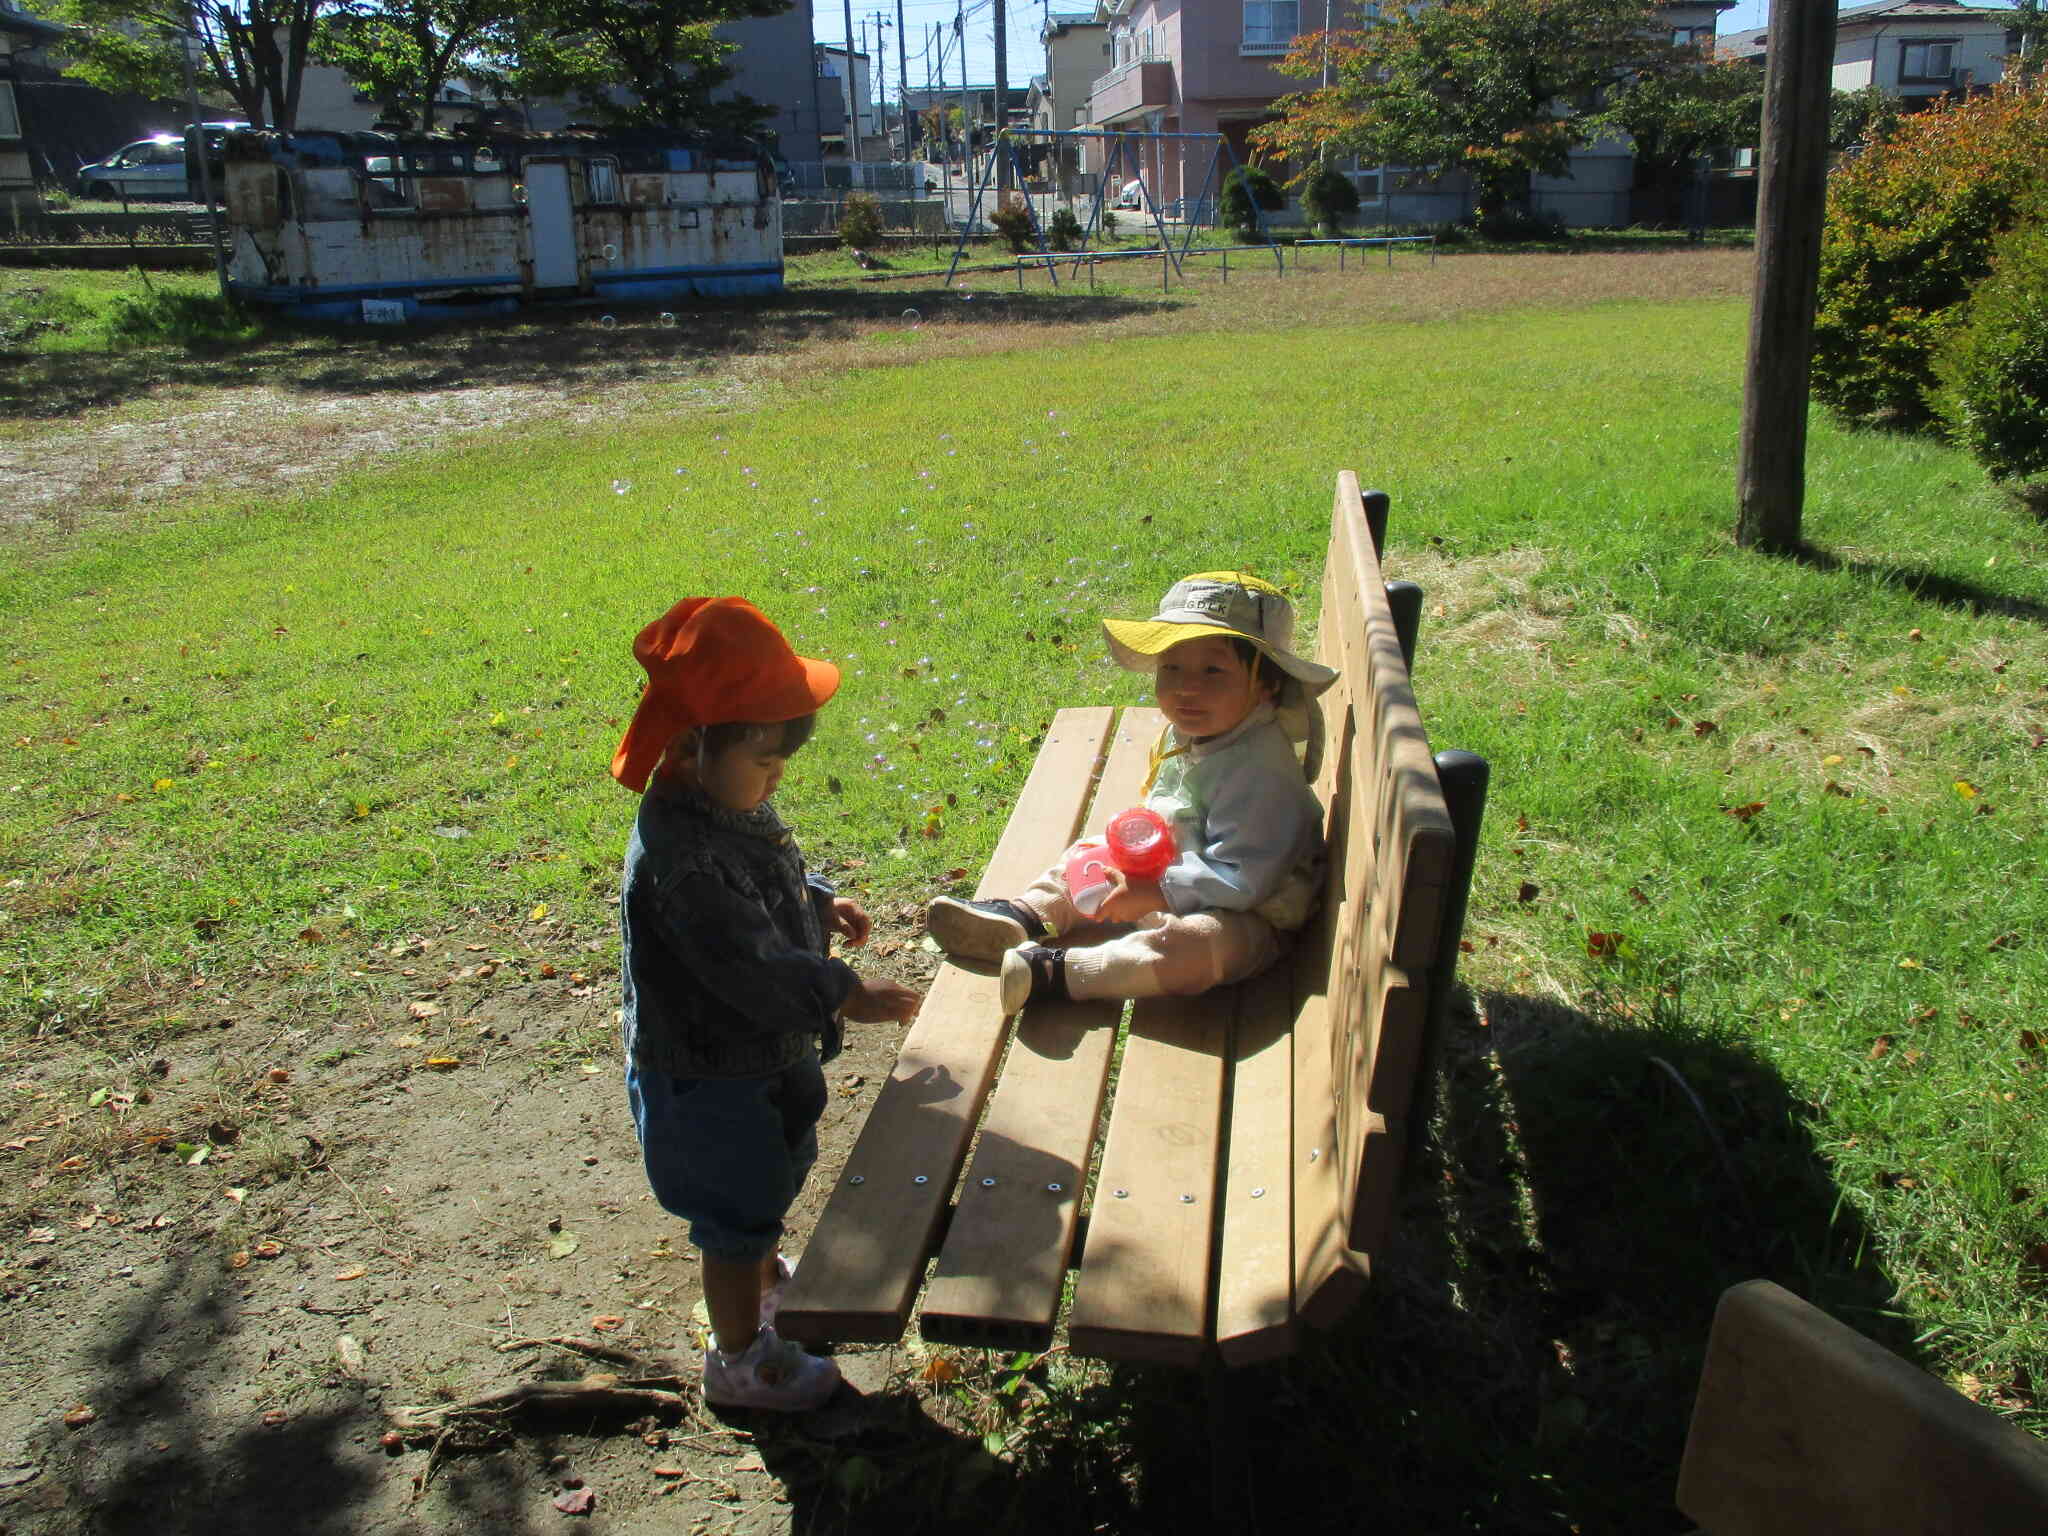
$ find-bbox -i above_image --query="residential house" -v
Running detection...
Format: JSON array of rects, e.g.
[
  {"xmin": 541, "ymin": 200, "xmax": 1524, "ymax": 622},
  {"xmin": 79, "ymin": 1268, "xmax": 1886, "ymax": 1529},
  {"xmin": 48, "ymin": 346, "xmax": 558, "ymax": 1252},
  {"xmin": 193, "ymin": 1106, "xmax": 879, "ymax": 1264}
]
[
  {"xmin": 1720, "ymin": 0, "xmax": 2019, "ymax": 104},
  {"xmin": 814, "ymin": 43, "xmax": 875, "ymax": 158},
  {"xmin": 1038, "ymin": 10, "xmax": 1111, "ymax": 188},
  {"xmin": 1082, "ymin": 0, "xmax": 1739, "ymax": 225},
  {"xmin": 1, "ymin": 3, "xmax": 64, "ymax": 213}
]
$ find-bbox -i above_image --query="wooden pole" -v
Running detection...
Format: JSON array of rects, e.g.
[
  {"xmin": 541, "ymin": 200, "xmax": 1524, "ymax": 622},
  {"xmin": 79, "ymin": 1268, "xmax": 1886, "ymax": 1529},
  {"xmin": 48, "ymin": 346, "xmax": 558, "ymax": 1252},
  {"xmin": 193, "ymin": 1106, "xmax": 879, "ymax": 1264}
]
[{"xmin": 1735, "ymin": 0, "xmax": 1839, "ymax": 553}]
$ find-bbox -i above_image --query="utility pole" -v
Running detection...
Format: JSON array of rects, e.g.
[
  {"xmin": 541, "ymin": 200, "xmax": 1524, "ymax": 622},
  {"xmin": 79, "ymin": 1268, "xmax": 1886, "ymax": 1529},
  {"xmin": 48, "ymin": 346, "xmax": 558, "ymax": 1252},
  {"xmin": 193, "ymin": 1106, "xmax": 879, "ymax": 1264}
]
[
  {"xmin": 956, "ymin": 2, "xmax": 971, "ymax": 189},
  {"xmin": 1735, "ymin": 0, "xmax": 1837, "ymax": 553},
  {"xmin": 993, "ymin": 0, "xmax": 1010, "ymax": 192},
  {"xmin": 843, "ymin": 0, "xmax": 861, "ymax": 165},
  {"xmin": 179, "ymin": 5, "xmax": 228, "ymax": 300},
  {"xmin": 897, "ymin": 0, "xmax": 910, "ymax": 162}
]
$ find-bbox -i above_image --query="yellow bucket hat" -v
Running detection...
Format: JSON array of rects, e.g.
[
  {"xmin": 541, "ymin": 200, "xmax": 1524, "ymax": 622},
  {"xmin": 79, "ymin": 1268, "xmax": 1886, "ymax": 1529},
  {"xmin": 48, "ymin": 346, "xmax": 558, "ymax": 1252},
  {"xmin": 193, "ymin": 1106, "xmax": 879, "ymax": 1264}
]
[{"xmin": 1101, "ymin": 571, "xmax": 1338, "ymax": 697}]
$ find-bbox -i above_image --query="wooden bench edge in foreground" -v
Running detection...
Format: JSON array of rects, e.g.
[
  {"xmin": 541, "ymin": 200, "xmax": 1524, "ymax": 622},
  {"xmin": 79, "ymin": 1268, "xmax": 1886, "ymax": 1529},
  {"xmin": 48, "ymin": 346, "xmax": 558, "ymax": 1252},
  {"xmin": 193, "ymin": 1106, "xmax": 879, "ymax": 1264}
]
[{"xmin": 1677, "ymin": 1278, "xmax": 2048, "ymax": 1534}]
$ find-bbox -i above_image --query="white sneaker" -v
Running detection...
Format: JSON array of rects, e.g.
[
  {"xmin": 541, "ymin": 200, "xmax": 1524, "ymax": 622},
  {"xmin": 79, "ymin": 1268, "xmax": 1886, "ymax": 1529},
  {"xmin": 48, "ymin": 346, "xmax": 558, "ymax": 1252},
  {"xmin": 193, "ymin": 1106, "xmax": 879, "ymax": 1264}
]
[
  {"xmin": 701, "ymin": 1324, "xmax": 839, "ymax": 1412},
  {"xmin": 759, "ymin": 1253, "xmax": 794, "ymax": 1327}
]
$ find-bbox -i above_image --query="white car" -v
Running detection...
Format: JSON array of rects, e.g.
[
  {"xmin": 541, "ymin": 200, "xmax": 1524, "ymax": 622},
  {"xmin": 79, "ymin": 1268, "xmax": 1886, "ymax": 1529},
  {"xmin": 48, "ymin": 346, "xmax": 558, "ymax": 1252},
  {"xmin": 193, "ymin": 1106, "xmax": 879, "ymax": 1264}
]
[{"xmin": 76, "ymin": 136, "xmax": 189, "ymax": 200}]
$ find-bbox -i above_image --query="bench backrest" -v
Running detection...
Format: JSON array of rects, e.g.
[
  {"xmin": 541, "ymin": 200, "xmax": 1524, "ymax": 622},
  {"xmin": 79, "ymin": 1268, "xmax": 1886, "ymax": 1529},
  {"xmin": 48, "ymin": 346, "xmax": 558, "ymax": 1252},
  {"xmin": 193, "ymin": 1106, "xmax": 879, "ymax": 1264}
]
[{"xmin": 1292, "ymin": 473, "xmax": 1461, "ymax": 1324}]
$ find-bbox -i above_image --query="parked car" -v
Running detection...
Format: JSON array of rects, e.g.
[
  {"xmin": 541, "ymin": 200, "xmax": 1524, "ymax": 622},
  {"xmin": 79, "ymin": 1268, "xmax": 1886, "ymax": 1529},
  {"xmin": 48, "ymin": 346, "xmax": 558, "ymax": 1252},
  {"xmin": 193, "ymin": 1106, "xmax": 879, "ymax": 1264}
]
[
  {"xmin": 76, "ymin": 135, "xmax": 190, "ymax": 200},
  {"xmin": 180, "ymin": 121, "xmax": 250, "ymax": 197}
]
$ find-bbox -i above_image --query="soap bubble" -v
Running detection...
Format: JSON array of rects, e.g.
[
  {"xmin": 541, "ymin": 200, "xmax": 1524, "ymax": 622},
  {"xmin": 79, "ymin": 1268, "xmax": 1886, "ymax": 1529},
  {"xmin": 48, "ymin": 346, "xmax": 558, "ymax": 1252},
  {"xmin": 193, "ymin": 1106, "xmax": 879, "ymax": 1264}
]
[
  {"xmin": 902, "ymin": 308, "xmax": 921, "ymax": 323},
  {"xmin": 602, "ymin": 243, "xmax": 618, "ymax": 261},
  {"xmin": 599, "ymin": 314, "xmax": 617, "ymax": 329},
  {"xmin": 611, "ymin": 479, "xmax": 632, "ymax": 494},
  {"xmin": 659, "ymin": 311, "xmax": 677, "ymax": 326}
]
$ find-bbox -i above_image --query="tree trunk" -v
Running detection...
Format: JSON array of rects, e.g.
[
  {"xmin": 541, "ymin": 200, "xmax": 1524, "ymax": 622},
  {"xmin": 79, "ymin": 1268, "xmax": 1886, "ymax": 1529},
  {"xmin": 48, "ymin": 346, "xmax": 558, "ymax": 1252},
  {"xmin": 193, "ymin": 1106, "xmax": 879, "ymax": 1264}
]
[{"xmin": 1735, "ymin": 0, "xmax": 1838, "ymax": 553}]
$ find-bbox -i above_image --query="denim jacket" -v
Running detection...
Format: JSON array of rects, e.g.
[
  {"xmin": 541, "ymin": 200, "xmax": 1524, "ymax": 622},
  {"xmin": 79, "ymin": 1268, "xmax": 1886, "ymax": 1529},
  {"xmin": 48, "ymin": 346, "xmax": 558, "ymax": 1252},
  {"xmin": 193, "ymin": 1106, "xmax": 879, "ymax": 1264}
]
[{"xmin": 619, "ymin": 777, "xmax": 854, "ymax": 1079}]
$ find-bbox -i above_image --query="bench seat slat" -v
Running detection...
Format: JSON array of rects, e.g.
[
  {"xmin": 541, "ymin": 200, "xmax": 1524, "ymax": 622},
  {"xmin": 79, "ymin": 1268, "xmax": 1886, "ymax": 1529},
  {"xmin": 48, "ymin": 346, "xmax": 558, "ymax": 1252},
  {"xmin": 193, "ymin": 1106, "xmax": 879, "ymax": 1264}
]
[
  {"xmin": 777, "ymin": 708, "xmax": 1116, "ymax": 1346},
  {"xmin": 919, "ymin": 709, "xmax": 1162, "ymax": 1351},
  {"xmin": 1214, "ymin": 957, "xmax": 1296, "ymax": 1366},
  {"xmin": 1066, "ymin": 983, "xmax": 1235, "ymax": 1368}
]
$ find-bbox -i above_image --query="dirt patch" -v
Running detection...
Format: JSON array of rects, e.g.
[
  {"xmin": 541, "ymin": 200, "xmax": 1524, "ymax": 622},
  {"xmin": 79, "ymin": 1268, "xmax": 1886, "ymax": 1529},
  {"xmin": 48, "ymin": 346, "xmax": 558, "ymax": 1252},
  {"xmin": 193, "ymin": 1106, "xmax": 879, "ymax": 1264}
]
[{"xmin": 0, "ymin": 897, "xmax": 978, "ymax": 1536}]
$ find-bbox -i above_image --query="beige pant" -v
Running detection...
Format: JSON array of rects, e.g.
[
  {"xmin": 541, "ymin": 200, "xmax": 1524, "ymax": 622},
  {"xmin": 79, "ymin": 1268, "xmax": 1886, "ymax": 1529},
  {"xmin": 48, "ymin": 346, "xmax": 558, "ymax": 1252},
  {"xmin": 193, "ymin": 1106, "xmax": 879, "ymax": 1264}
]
[{"xmin": 1019, "ymin": 859, "xmax": 1284, "ymax": 1001}]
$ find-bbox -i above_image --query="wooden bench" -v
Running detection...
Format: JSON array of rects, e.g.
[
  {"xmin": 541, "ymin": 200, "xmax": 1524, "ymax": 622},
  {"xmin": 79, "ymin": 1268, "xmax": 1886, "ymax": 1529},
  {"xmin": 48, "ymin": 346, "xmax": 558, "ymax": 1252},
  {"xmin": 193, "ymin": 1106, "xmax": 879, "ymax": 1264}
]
[
  {"xmin": 778, "ymin": 473, "xmax": 1489, "ymax": 1368},
  {"xmin": 1678, "ymin": 1279, "xmax": 2048, "ymax": 1534}
]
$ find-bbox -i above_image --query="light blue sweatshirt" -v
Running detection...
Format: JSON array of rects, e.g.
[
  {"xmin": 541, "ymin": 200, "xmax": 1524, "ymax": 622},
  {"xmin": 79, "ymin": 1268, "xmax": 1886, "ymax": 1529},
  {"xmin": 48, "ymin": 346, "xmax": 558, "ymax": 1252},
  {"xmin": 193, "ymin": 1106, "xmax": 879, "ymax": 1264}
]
[{"xmin": 1145, "ymin": 701, "xmax": 1325, "ymax": 929}]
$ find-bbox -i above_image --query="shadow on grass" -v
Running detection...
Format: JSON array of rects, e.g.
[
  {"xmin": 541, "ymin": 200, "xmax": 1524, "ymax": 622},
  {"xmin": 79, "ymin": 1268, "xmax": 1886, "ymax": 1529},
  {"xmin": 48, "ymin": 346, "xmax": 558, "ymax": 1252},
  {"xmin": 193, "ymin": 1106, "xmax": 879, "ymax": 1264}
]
[
  {"xmin": 1789, "ymin": 542, "xmax": 2048, "ymax": 627},
  {"xmin": 0, "ymin": 287, "xmax": 1174, "ymax": 420},
  {"xmin": 750, "ymin": 987, "xmax": 1898, "ymax": 1536}
]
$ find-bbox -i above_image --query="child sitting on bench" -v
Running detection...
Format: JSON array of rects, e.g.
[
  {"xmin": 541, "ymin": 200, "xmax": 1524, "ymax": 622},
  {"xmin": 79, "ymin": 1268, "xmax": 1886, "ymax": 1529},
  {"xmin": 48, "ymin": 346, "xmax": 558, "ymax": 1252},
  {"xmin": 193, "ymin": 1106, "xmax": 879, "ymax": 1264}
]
[{"xmin": 926, "ymin": 571, "xmax": 1333, "ymax": 1013}]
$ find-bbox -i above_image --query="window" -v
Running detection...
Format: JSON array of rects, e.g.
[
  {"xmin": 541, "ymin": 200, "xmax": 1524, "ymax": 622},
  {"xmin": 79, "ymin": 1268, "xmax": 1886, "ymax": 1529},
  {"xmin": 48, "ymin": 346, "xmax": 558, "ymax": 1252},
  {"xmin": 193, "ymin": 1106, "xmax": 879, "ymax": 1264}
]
[
  {"xmin": 1244, "ymin": 0, "xmax": 1298, "ymax": 51},
  {"xmin": 0, "ymin": 83, "xmax": 22, "ymax": 140},
  {"xmin": 584, "ymin": 157, "xmax": 620, "ymax": 204},
  {"xmin": 1899, "ymin": 40, "xmax": 1956, "ymax": 82},
  {"xmin": 1672, "ymin": 25, "xmax": 1711, "ymax": 48}
]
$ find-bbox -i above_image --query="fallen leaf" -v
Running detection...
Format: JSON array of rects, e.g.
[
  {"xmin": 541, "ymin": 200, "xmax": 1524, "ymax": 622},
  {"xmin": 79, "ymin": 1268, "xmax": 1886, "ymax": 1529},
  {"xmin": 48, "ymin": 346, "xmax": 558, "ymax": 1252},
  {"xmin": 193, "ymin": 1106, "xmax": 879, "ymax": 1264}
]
[
  {"xmin": 1585, "ymin": 930, "xmax": 1623, "ymax": 961},
  {"xmin": 406, "ymin": 1001, "xmax": 440, "ymax": 1020},
  {"xmin": 1628, "ymin": 886, "xmax": 1650, "ymax": 906},
  {"xmin": 26, "ymin": 1227, "xmax": 55, "ymax": 1244},
  {"xmin": 253, "ymin": 1239, "xmax": 284, "ymax": 1259},
  {"xmin": 267, "ymin": 1068, "xmax": 291, "ymax": 1084},
  {"xmin": 530, "ymin": 903, "xmax": 549, "ymax": 922},
  {"xmin": 64, "ymin": 1404, "xmax": 95, "ymax": 1429},
  {"xmin": 298, "ymin": 927, "xmax": 323, "ymax": 944},
  {"xmin": 332, "ymin": 1265, "xmax": 367, "ymax": 1282},
  {"xmin": 549, "ymin": 1234, "xmax": 580, "ymax": 1258},
  {"xmin": 1869, "ymin": 1036, "xmax": 1892, "ymax": 1060},
  {"xmin": 1822, "ymin": 753, "xmax": 1844, "ymax": 767},
  {"xmin": 229, "ymin": 1250, "xmax": 251, "ymax": 1269},
  {"xmin": 1720, "ymin": 801, "xmax": 1766, "ymax": 822},
  {"xmin": 335, "ymin": 1335, "xmax": 366, "ymax": 1376},
  {"xmin": 1692, "ymin": 720, "xmax": 1717, "ymax": 738},
  {"xmin": 2, "ymin": 1136, "xmax": 45, "ymax": 1151},
  {"xmin": 262, "ymin": 1409, "xmax": 288, "ymax": 1427},
  {"xmin": 1955, "ymin": 779, "xmax": 1979, "ymax": 800},
  {"xmin": 1898, "ymin": 957, "xmax": 1922, "ymax": 970},
  {"xmin": 920, "ymin": 1355, "xmax": 962, "ymax": 1384},
  {"xmin": 1824, "ymin": 780, "xmax": 1851, "ymax": 796},
  {"xmin": 552, "ymin": 1487, "xmax": 596, "ymax": 1515},
  {"xmin": 591, "ymin": 1314, "xmax": 624, "ymax": 1332},
  {"xmin": 733, "ymin": 1453, "xmax": 767, "ymax": 1473},
  {"xmin": 539, "ymin": 963, "xmax": 558, "ymax": 979},
  {"xmin": 423, "ymin": 1056, "xmax": 460, "ymax": 1071},
  {"xmin": 1908, "ymin": 628, "xmax": 1923, "ymax": 642},
  {"xmin": 1516, "ymin": 881, "xmax": 1540, "ymax": 905},
  {"xmin": 1989, "ymin": 932, "xmax": 2019, "ymax": 951},
  {"xmin": 652, "ymin": 1466, "xmax": 692, "ymax": 1478}
]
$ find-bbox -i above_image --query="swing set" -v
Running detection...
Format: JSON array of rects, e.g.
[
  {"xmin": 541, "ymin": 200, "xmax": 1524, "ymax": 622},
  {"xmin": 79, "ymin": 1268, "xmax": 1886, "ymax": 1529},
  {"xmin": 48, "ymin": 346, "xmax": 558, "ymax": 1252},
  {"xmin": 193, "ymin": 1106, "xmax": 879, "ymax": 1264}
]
[{"xmin": 943, "ymin": 127, "xmax": 1278, "ymax": 287}]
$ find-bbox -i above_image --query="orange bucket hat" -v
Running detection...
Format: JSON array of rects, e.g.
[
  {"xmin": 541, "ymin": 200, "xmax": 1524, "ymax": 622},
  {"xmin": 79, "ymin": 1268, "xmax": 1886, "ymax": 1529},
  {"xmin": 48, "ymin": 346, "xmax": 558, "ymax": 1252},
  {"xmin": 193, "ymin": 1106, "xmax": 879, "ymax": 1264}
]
[{"xmin": 610, "ymin": 597, "xmax": 841, "ymax": 792}]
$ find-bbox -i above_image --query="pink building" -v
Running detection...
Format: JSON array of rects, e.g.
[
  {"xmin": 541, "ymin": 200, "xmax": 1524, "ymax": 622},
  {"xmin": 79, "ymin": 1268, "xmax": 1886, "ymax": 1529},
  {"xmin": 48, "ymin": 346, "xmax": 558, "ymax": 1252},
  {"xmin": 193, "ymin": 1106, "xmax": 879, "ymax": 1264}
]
[{"xmin": 1085, "ymin": 0, "xmax": 1377, "ymax": 205}]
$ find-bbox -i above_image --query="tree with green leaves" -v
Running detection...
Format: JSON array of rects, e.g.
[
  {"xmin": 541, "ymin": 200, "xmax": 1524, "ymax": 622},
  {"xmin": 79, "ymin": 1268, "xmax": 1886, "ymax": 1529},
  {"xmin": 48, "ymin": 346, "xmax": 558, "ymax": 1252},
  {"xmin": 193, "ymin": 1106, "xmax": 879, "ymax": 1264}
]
[
  {"xmin": 487, "ymin": 0, "xmax": 790, "ymax": 136},
  {"xmin": 1593, "ymin": 55, "xmax": 1761, "ymax": 180},
  {"xmin": 2009, "ymin": 0, "xmax": 2048, "ymax": 82},
  {"xmin": 39, "ymin": 0, "xmax": 331, "ymax": 130},
  {"xmin": 1253, "ymin": 0, "xmax": 1699, "ymax": 228},
  {"xmin": 1828, "ymin": 83, "xmax": 1902, "ymax": 152},
  {"xmin": 313, "ymin": 0, "xmax": 510, "ymax": 131}
]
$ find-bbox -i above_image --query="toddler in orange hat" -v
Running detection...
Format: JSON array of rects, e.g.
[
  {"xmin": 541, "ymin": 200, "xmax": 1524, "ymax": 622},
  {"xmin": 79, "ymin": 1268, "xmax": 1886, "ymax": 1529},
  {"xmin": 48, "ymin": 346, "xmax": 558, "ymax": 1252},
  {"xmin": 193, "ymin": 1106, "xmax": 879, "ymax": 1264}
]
[{"xmin": 613, "ymin": 597, "xmax": 921, "ymax": 1413}]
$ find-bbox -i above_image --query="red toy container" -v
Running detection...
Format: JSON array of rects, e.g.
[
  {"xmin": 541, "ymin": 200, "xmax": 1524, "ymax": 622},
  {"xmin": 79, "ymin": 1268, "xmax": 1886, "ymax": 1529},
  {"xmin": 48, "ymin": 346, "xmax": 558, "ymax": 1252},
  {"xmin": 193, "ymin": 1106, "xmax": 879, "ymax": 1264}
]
[{"xmin": 1063, "ymin": 807, "xmax": 1177, "ymax": 915}]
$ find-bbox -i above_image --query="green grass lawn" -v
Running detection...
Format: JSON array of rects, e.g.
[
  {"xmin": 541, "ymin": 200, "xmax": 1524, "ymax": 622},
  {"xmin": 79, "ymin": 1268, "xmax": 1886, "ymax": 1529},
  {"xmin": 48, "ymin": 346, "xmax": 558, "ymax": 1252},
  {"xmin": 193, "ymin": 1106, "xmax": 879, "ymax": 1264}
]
[{"xmin": 5, "ymin": 270, "xmax": 2046, "ymax": 1523}]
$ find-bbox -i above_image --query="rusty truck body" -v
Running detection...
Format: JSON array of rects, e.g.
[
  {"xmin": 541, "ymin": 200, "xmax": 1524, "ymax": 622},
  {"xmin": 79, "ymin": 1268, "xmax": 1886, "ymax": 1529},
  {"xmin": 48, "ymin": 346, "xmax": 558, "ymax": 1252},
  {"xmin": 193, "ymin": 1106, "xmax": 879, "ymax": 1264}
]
[{"xmin": 220, "ymin": 130, "xmax": 782, "ymax": 322}]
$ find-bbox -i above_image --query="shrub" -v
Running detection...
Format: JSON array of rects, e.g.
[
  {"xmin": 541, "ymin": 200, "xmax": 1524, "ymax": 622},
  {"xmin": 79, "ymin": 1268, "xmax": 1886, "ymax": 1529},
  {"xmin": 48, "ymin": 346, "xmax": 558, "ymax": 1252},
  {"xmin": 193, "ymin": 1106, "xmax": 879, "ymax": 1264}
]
[
  {"xmin": 989, "ymin": 196, "xmax": 1036, "ymax": 253},
  {"xmin": 1932, "ymin": 211, "xmax": 2048, "ymax": 484},
  {"xmin": 1219, "ymin": 165, "xmax": 1283, "ymax": 239},
  {"xmin": 1047, "ymin": 206, "xmax": 1083, "ymax": 252},
  {"xmin": 1100, "ymin": 207, "xmax": 1119, "ymax": 240},
  {"xmin": 836, "ymin": 191, "xmax": 884, "ymax": 249},
  {"xmin": 1474, "ymin": 206, "xmax": 1565, "ymax": 243},
  {"xmin": 1812, "ymin": 81, "xmax": 2048, "ymax": 427},
  {"xmin": 1830, "ymin": 84, "xmax": 1903, "ymax": 153},
  {"xmin": 102, "ymin": 290, "xmax": 260, "ymax": 351},
  {"xmin": 1300, "ymin": 163, "xmax": 1361, "ymax": 238}
]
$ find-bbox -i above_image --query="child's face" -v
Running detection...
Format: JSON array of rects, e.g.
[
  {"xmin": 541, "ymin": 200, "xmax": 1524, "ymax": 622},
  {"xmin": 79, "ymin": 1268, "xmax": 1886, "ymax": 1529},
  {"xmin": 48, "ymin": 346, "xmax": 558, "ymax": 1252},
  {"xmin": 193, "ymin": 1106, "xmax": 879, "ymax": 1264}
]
[
  {"xmin": 691, "ymin": 726, "xmax": 789, "ymax": 812},
  {"xmin": 1153, "ymin": 635, "xmax": 1269, "ymax": 738}
]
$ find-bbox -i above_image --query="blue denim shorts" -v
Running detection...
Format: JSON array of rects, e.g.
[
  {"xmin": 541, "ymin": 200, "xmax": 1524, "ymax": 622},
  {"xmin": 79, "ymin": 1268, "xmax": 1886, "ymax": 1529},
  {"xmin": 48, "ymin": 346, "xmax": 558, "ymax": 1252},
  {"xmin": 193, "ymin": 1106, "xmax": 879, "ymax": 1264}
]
[{"xmin": 625, "ymin": 1051, "xmax": 827, "ymax": 1264}]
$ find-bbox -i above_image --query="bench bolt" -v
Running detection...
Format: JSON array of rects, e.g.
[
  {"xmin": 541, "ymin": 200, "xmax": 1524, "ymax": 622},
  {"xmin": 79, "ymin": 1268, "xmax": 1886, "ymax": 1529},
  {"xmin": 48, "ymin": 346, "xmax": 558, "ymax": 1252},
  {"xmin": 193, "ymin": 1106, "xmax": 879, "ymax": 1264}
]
[
  {"xmin": 981, "ymin": 1177, "xmax": 996, "ymax": 1187},
  {"xmin": 1046, "ymin": 1182, "xmax": 1063, "ymax": 1193},
  {"xmin": 914, "ymin": 1175, "xmax": 929, "ymax": 1185},
  {"xmin": 1113, "ymin": 1189, "xmax": 1128, "ymax": 1199},
  {"xmin": 1180, "ymin": 1194, "xmax": 1195, "ymax": 1204},
  {"xmin": 1251, "ymin": 1187, "xmax": 1266, "ymax": 1198},
  {"xmin": 849, "ymin": 1175, "xmax": 865, "ymax": 1184}
]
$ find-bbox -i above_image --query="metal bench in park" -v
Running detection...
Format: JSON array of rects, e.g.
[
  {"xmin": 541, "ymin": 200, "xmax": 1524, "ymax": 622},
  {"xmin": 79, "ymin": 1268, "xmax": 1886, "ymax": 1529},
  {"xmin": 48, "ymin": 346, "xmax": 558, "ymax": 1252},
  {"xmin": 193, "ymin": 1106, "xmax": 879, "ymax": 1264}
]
[{"xmin": 778, "ymin": 473, "xmax": 1489, "ymax": 1370}]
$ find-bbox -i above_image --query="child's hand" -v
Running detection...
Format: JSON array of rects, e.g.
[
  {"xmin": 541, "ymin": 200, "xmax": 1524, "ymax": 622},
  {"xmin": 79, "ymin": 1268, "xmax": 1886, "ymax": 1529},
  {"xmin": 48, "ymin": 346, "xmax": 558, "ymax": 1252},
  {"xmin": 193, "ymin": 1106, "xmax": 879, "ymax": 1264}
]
[
  {"xmin": 828, "ymin": 897, "xmax": 871, "ymax": 947},
  {"xmin": 1096, "ymin": 869, "xmax": 1168, "ymax": 925},
  {"xmin": 842, "ymin": 975, "xmax": 922, "ymax": 1023}
]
